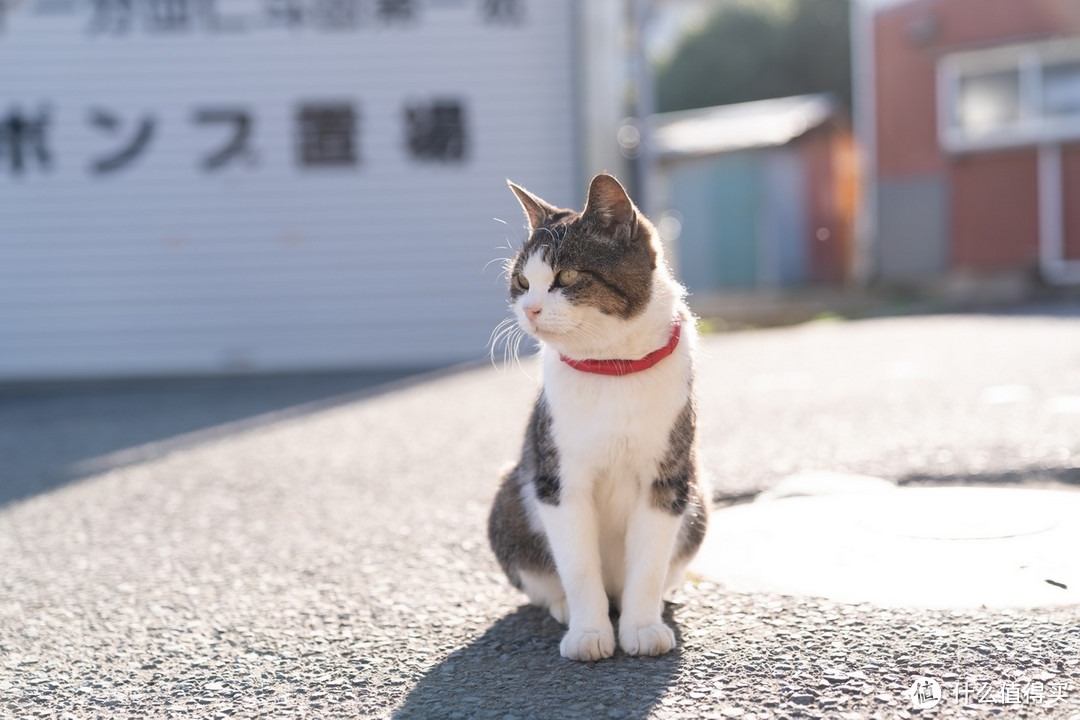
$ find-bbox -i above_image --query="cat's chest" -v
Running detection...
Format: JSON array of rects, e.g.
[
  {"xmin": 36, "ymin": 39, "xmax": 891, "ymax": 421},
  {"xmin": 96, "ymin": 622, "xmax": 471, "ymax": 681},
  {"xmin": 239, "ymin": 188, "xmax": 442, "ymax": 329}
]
[{"xmin": 541, "ymin": 349, "xmax": 691, "ymax": 478}]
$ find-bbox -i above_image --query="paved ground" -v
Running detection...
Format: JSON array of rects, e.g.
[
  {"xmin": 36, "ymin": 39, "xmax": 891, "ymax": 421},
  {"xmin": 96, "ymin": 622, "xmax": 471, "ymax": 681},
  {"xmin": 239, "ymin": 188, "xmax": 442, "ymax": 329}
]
[{"xmin": 1, "ymin": 307, "xmax": 1079, "ymax": 719}]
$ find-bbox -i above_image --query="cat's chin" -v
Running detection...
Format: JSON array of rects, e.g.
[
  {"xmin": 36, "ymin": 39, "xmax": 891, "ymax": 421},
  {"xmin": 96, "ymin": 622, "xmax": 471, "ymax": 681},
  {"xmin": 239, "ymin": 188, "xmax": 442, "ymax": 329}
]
[
  {"xmin": 526, "ymin": 317, "xmax": 616, "ymax": 357},
  {"xmin": 527, "ymin": 326, "xmax": 568, "ymax": 344},
  {"xmin": 517, "ymin": 317, "xmax": 570, "ymax": 343},
  {"xmin": 527, "ymin": 328, "xmax": 587, "ymax": 357}
]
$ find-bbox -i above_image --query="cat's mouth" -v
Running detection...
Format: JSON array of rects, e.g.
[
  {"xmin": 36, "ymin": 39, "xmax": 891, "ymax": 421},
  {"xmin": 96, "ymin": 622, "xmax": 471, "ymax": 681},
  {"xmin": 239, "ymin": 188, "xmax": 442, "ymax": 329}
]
[
  {"xmin": 524, "ymin": 318, "xmax": 569, "ymax": 341},
  {"xmin": 517, "ymin": 307, "xmax": 584, "ymax": 342},
  {"xmin": 528, "ymin": 323, "xmax": 559, "ymax": 340}
]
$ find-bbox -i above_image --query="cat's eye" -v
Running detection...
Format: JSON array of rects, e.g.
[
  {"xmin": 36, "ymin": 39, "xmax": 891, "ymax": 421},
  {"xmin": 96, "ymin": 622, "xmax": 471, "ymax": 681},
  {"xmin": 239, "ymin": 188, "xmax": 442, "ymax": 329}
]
[
  {"xmin": 515, "ymin": 274, "xmax": 530, "ymax": 290},
  {"xmin": 554, "ymin": 268, "xmax": 579, "ymax": 287}
]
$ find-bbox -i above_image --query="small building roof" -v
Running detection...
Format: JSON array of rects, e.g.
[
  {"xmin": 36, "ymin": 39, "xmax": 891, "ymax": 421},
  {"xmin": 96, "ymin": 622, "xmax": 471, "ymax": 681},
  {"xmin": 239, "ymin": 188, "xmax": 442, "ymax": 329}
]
[
  {"xmin": 856, "ymin": 0, "xmax": 916, "ymax": 9},
  {"xmin": 651, "ymin": 93, "xmax": 838, "ymax": 163}
]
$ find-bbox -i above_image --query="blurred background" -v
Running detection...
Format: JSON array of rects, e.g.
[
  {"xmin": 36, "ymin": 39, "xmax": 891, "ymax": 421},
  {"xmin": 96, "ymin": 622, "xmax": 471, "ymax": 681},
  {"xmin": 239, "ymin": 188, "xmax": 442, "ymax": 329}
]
[{"xmin": 1, "ymin": 0, "xmax": 1079, "ymax": 381}]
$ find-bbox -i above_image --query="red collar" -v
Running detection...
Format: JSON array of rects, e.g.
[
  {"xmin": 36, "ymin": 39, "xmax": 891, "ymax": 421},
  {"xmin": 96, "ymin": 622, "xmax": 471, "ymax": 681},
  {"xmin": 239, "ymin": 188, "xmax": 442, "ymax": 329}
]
[{"xmin": 560, "ymin": 317, "xmax": 682, "ymax": 376}]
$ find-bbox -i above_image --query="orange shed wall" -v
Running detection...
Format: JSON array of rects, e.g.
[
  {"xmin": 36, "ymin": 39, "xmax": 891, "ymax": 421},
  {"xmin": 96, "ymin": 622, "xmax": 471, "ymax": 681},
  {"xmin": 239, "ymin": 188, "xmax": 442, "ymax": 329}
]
[
  {"xmin": 874, "ymin": 0, "xmax": 1080, "ymax": 275},
  {"xmin": 801, "ymin": 127, "xmax": 856, "ymax": 284}
]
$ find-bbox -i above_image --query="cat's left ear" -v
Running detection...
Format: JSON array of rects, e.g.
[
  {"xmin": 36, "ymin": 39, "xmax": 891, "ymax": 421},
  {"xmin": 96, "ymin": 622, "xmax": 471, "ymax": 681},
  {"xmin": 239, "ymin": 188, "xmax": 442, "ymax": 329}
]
[
  {"xmin": 507, "ymin": 180, "xmax": 559, "ymax": 230},
  {"xmin": 582, "ymin": 173, "xmax": 636, "ymax": 233}
]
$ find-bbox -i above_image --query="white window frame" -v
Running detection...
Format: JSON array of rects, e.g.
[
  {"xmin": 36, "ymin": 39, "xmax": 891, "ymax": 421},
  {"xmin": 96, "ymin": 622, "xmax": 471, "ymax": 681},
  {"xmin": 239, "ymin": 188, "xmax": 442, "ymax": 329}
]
[
  {"xmin": 939, "ymin": 38, "xmax": 1080, "ymax": 284},
  {"xmin": 938, "ymin": 37, "xmax": 1080, "ymax": 154}
]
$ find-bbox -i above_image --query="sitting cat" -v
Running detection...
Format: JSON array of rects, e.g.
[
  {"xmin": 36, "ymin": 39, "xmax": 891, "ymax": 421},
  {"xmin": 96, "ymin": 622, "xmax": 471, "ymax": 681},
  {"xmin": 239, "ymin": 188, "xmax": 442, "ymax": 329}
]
[{"xmin": 488, "ymin": 173, "xmax": 709, "ymax": 661}]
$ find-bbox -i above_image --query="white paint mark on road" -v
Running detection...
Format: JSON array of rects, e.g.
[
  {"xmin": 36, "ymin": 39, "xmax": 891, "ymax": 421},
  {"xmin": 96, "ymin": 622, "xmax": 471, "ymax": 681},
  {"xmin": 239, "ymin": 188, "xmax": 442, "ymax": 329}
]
[
  {"xmin": 692, "ymin": 485, "xmax": 1080, "ymax": 608},
  {"xmin": 1045, "ymin": 395, "xmax": 1080, "ymax": 414},
  {"xmin": 883, "ymin": 360, "xmax": 928, "ymax": 380},
  {"xmin": 980, "ymin": 385, "xmax": 1033, "ymax": 405},
  {"xmin": 748, "ymin": 372, "xmax": 812, "ymax": 391}
]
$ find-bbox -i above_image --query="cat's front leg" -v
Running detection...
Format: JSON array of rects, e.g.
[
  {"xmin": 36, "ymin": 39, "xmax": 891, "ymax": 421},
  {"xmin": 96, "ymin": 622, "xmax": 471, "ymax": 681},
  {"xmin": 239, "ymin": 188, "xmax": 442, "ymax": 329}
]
[
  {"xmin": 619, "ymin": 494, "xmax": 683, "ymax": 656},
  {"xmin": 536, "ymin": 487, "xmax": 615, "ymax": 661}
]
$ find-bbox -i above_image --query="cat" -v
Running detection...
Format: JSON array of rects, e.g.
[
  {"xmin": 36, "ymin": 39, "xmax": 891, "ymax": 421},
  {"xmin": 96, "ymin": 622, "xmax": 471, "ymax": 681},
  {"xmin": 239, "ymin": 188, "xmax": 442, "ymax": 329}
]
[{"xmin": 487, "ymin": 173, "xmax": 709, "ymax": 661}]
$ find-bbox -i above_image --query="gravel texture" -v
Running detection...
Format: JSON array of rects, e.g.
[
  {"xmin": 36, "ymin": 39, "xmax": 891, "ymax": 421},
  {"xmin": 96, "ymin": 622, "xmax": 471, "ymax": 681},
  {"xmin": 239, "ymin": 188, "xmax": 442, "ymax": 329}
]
[{"xmin": 1, "ymin": 308, "xmax": 1079, "ymax": 718}]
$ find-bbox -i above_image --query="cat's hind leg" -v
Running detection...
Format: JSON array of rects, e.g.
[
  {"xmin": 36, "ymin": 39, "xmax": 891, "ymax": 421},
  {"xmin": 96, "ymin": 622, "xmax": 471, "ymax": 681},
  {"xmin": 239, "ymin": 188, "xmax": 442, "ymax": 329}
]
[
  {"xmin": 518, "ymin": 569, "xmax": 569, "ymax": 625},
  {"xmin": 488, "ymin": 470, "xmax": 568, "ymax": 624},
  {"xmin": 663, "ymin": 558, "xmax": 690, "ymax": 598}
]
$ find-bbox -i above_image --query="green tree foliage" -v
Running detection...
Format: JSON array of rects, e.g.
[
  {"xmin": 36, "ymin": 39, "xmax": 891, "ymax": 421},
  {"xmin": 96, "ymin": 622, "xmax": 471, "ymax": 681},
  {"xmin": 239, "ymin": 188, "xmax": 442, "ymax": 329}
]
[{"xmin": 656, "ymin": 0, "xmax": 852, "ymax": 113}]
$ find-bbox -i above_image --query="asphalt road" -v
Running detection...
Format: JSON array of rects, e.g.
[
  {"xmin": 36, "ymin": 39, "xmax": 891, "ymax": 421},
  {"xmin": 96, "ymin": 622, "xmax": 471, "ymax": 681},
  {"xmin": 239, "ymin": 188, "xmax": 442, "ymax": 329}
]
[{"xmin": 1, "ymin": 307, "xmax": 1079, "ymax": 719}]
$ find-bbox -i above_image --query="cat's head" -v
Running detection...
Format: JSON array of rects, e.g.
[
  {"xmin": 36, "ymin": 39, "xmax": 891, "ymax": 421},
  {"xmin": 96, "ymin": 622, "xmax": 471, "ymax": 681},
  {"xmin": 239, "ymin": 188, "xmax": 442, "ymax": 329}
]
[{"xmin": 504, "ymin": 173, "xmax": 666, "ymax": 355}]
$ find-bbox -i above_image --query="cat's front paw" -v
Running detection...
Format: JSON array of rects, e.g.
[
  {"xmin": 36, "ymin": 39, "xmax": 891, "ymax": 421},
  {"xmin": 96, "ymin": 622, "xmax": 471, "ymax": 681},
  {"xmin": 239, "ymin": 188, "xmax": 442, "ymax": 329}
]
[
  {"xmin": 619, "ymin": 621, "xmax": 676, "ymax": 657},
  {"xmin": 560, "ymin": 625, "xmax": 615, "ymax": 661}
]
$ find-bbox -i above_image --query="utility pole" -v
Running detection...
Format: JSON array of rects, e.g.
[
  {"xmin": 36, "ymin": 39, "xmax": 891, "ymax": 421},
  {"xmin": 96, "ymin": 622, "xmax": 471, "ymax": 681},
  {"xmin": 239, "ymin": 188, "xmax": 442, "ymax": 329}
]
[{"xmin": 629, "ymin": 0, "xmax": 654, "ymax": 212}]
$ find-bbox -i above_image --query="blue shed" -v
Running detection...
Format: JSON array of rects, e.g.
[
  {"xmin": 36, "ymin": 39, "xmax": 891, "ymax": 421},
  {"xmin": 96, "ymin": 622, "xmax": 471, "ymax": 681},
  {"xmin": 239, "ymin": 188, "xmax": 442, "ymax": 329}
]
[{"xmin": 652, "ymin": 94, "xmax": 855, "ymax": 294}]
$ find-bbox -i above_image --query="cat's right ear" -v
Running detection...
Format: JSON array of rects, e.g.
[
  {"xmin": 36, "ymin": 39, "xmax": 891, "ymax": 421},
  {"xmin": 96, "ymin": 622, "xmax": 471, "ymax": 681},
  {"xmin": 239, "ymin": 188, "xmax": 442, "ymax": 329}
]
[{"xmin": 508, "ymin": 180, "xmax": 558, "ymax": 230}]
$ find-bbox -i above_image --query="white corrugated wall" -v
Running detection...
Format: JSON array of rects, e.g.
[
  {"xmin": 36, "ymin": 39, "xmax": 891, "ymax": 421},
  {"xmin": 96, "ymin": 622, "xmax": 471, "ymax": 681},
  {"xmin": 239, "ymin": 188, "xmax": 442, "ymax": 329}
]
[{"xmin": 0, "ymin": 0, "xmax": 577, "ymax": 380}]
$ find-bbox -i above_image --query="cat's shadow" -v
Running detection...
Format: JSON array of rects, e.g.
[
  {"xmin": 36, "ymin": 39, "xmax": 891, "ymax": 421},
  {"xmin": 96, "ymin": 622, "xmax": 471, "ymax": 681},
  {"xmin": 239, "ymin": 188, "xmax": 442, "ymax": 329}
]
[{"xmin": 395, "ymin": 603, "xmax": 684, "ymax": 719}]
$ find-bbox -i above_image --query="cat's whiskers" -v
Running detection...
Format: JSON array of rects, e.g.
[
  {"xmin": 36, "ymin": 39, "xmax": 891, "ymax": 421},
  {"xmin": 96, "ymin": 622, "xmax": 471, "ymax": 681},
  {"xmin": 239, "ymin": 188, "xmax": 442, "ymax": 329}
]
[
  {"xmin": 488, "ymin": 316, "xmax": 522, "ymax": 370},
  {"xmin": 483, "ymin": 254, "xmax": 511, "ymax": 276},
  {"xmin": 498, "ymin": 330, "xmax": 521, "ymax": 368},
  {"xmin": 484, "ymin": 246, "xmax": 520, "ymax": 284},
  {"xmin": 502, "ymin": 330, "xmax": 518, "ymax": 370},
  {"xmin": 536, "ymin": 227, "xmax": 563, "ymax": 267},
  {"xmin": 511, "ymin": 326, "xmax": 530, "ymax": 375},
  {"xmin": 498, "ymin": 322, "xmax": 535, "ymax": 376},
  {"xmin": 485, "ymin": 217, "xmax": 526, "ymax": 284},
  {"xmin": 501, "ymin": 256, "xmax": 517, "ymax": 283},
  {"xmin": 489, "ymin": 310, "xmax": 540, "ymax": 376},
  {"xmin": 488, "ymin": 316, "xmax": 516, "ymax": 349}
]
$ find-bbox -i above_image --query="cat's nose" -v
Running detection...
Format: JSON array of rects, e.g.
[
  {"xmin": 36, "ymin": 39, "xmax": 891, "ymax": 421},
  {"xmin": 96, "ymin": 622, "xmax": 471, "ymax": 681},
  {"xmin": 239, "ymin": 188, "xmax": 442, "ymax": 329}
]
[{"xmin": 525, "ymin": 305, "xmax": 542, "ymax": 321}]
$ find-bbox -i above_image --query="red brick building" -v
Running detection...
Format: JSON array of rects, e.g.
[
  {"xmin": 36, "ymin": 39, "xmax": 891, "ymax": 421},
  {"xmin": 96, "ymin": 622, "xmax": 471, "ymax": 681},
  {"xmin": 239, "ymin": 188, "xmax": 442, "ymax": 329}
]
[{"xmin": 859, "ymin": 0, "xmax": 1080, "ymax": 285}]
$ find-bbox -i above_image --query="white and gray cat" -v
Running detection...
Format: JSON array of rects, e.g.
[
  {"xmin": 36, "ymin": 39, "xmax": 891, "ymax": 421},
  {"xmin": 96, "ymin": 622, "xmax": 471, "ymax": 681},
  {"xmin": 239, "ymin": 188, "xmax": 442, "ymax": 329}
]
[{"xmin": 488, "ymin": 173, "xmax": 709, "ymax": 661}]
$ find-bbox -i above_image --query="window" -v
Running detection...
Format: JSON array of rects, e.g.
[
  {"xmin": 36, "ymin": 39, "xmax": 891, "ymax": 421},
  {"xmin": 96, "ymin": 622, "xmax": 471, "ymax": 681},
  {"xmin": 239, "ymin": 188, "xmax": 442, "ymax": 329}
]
[
  {"xmin": 939, "ymin": 38, "xmax": 1080, "ymax": 152},
  {"xmin": 1043, "ymin": 60, "xmax": 1080, "ymax": 117},
  {"xmin": 956, "ymin": 68, "xmax": 1021, "ymax": 134}
]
